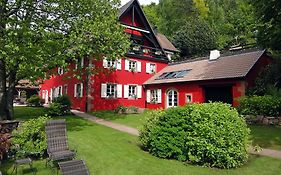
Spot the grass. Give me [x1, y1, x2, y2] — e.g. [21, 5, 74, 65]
[91, 110, 146, 128]
[1, 107, 281, 175]
[13, 106, 47, 120]
[250, 125, 281, 150]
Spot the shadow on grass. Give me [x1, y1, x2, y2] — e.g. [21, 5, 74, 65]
[14, 106, 48, 120]
[249, 124, 281, 150]
[63, 115, 95, 132]
[90, 110, 129, 121]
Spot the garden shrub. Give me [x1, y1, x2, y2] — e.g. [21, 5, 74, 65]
[27, 95, 43, 107]
[238, 95, 281, 117]
[48, 95, 71, 116]
[115, 105, 127, 114]
[139, 102, 250, 169]
[11, 116, 49, 158]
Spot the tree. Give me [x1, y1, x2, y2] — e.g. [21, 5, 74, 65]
[0, 0, 130, 120]
[142, 3, 160, 28]
[251, 0, 281, 51]
[172, 19, 217, 58]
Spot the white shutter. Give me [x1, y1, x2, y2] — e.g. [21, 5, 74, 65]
[117, 59, 122, 70]
[50, 89, 53, 101]
[137, 61, 141, 72]
[137, 85, 142, 98]
[101, 84, 107, 98]
[146, 90, 151, 103]
[125, 60, 129, 71]
[157, 89, 162, 103]
[146, 63, 150, 73]
[103, 58, 107, 68]
[80, 83, 83, 97]
[117, 84, 122, 98]
[74, 84, 77, 97]
[124, 85, 129, 98]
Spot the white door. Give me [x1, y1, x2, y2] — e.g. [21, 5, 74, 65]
[166, 90, 178, 108]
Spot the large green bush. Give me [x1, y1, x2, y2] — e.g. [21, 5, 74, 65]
[48, 95, 71, 116]
[139, 103, 250, 169]
[12, 116, 49, 158]
[27, 95, 43, 107]
[238, 95, 281, 117]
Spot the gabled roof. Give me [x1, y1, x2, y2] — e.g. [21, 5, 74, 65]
[144, 50, 267, 85]
[119, 0, 178, 60]
[156, 33, 179, 52]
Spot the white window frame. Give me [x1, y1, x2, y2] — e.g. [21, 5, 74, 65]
[129, 60, 137, 71]
[128, 85, 137, 99]
[106, 84, 117, 98]
[150, 89, 158, 103]
[74, 83, 83, 98]
[58, 67, 64, 75]
[166, 89, 178, 108]
[185, 93, 193, 104]
[146, 63, 156, 74]
[58, 86, 63, 96]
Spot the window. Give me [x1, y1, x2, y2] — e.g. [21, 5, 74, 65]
[129, 60, 137, 71]
[103, 57, 121, 70]
[150, 90, 158, 103]
[107, 59, 116, 68]
[146, 89, 161, 103]
[146, 63, 156, 74]
[128, 85, 137, 98]
[75, 58, 84, 69]
[58, 67, 64, 75]
[74, 83, 83, 98]
[186, 94, 192, 103]
[167, 90, 178, 108]
[64, 85, 68, 95]
[156, 70, 190, 80]
[106, 84, 117, 98]
[58, 86, 63, 96]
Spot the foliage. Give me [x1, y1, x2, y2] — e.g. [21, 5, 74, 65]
[0, 0, 130, 120]
[48, 103, 68, 117]
[251, 0, 281, 51]
[27, 95, 43, 107]
[115, 105, 127, 114]
[52, 95, 71, 114]
[0, 133, 11, 160]
[11, 116, 49, 158]
[173, 19, 217, 57]
[142, 3, 160, 28]
[238, 96, 281, 117]
[139, 103, 249, 169]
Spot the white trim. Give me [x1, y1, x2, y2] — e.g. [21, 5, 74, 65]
[74, 84, 77, 97]
[137, 61, 141, 72]
[124, 85, 129, 98]
[185, 93, 193, 103]
[117, 84, 122, 98]
[121, 24, 150, 33]
[101, 84, 107, 98]
[157, 89, 162, 103]
[146, 90, 151, 103]
[137, 85, 142, 98]
[117, 59, 122, 70]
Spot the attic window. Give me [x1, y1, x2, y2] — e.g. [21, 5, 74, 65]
[155, 70, 190, 80]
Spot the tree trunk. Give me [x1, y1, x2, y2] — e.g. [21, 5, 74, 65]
[0, 59, 7, 120]
[86, 58, 94, 112]
[6, 70, 17, 120]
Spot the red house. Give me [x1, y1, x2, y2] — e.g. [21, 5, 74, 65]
[40, 0, 177, 111]
[39, 0, 271, 112]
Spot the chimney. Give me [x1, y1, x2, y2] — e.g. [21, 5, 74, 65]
[209, 50, 220, 61]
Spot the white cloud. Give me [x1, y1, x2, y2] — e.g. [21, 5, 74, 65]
[121, 0, 159, 5]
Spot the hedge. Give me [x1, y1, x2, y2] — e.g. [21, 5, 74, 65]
[139, 103, 249, 169]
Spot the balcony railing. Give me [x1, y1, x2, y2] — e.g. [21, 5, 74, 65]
[127, 44, 167, 60]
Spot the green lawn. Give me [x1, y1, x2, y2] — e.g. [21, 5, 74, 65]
[91, 110, 146, 128]
[1, 107, 281, 175]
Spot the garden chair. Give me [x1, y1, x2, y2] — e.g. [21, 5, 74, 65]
[45, 120, 75, 167]
[58, 160, 90, 175]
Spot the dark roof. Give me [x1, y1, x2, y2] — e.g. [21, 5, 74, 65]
[119, 0, 135, 18]
[144, 50, 266, 85]
[156, 33, 179, 52]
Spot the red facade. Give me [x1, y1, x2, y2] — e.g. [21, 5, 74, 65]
[39, 0, 271, 112]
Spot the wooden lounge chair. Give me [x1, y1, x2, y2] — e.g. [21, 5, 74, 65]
[58, 160, 90, 175]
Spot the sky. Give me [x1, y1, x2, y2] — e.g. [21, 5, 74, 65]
[121, 0, 159, 5]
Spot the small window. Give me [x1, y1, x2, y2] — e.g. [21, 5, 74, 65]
[58, 67, 64, 75]
[75, 83, 83, 98]
[128, 85, 137, 98]
[58, 86, 63, 96]
[107, 59, 116, 68]
[129, 60, 137, 71]
[150, 90, 158, 103]
[64, 85, 68, 95]
[186, 94, 192, 103]
[156, 70, 190, 80]
[150, 64, 156, 73]
[106, 84, 117, 98]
